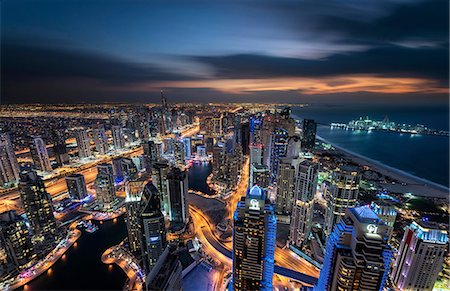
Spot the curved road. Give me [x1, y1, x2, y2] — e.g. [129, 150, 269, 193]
[191, 207, 318, 286]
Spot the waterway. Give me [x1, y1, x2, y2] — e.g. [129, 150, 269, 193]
[291, 104, 449, 187]
[23, 161, 213, 290]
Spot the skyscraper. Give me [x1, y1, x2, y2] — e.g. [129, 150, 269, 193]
[142, 140, 162, 170]
[75, 127, 92, 159]
[95, 171, 118, 211]
[324, 166, 361, 236]
[301, 119, 317, 150]
[18, 170, 58, 244]
[146, 245, 182, 291]
[370, 201, 397, 241]
[0, 132, 20, 186]
[111, 125, 125, 150]
[173, 139, 185, 167]
[391, 220, 448, 291]
[182, 137, 191, 161]
[166, 167, 189, 227]
[65, 174, 88, 200]
[93, 125, 109, 155]
[269, 128, 289, 181]
[0, 210, 36, 270]
[29, 136, 52, 172]
[140, 183, 167, 273]
[289, 159, 318, 247]
[125, 176, 148, 254]
[249, 164, 269, 189]
[97, 162, 114, 175]
[51, 129, 69, 167]
[151, 160, 170, 214]
[315, 206, 392, 291]
[275, 158, 297, 214]
[121, 158, 138, 181]
[249, 143, 263, 167]
[232, 185, 276, 290]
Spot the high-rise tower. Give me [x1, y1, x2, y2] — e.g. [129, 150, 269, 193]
[316, 205, 392, 291]
[232, 185, 276, 290]
[0, 132, 20, 186]
[29, 136, 52, 172]
[18, 170, 58, 245]
[391, 220, 448, 291]
[289, 159, 318, 247]
[324, 166, 361, 236]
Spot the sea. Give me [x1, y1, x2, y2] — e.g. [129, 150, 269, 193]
[291, 104, 449, 188]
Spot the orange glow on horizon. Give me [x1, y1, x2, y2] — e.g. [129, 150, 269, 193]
[138, 75, 448, 95]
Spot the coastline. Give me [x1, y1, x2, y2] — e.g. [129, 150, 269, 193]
[317, 136, 449, 199]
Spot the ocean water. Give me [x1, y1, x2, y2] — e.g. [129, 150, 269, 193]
[291, 104, 449, 187]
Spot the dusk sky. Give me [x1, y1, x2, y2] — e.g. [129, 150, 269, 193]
[1, 0, 448, 104]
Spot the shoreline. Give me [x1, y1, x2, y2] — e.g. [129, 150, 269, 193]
[317, 136, 449, 199]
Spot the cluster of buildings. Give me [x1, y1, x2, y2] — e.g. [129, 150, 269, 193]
[226, 108, 448, 291]
[0, 170, 66, 276]
[0, 103, 448, 291]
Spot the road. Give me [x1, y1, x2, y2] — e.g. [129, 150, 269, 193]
[190, 206, 318, 286]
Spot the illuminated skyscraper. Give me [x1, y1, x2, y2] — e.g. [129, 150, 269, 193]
[370, 201, 397, 241]
[289, 159, 318, 247]
[111, 125, 125, 150]
[166, 167, 189, 227]
[97, 162, 114, 175]
[182, 137, 192, 160]
[249, 143, 263, 167]
[275, 158, 297, 214]
[324, 166, 361, 236]
[316, 206, 392, 291]
[29, 136, 52, 172]
[65, 174, 88, 200]
[249, 164, 269, 189]
[269, 128, 289, 181]
[140, 183, 167, 273]
[0, 210, 36, 270]
[173, 139, 185, 167]
[95, 171, 118, 211]
[232, 185, 276, 290]
[142, 140, 162, 170]
[75, 127, 92, 159]
[301, 119, 317, 150]
[121, 158, 138, 181]
[93, 125, 109, 155]
[0, 132, 19, 186]
[151, 160, 170, 214]
[125, 176, 148, 254]
[18, 170, 58, 244]
[391, 220, 448, 291]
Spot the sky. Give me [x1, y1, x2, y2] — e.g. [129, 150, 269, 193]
[1, 0, 448, 104]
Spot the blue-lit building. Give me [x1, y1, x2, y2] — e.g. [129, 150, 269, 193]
[315, 205, 392, 291]
[269, 128, 289, 181]
[232, 185, 276, 291]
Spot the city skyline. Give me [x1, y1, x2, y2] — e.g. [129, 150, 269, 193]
[0, 1, 448, 290]
[1, 0, 448, 104]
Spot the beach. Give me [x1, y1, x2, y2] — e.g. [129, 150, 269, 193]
[318, 136, 449, 200]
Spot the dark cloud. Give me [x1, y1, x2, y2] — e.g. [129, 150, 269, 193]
[1, 41, 199, 103]
[194, 44, 448, 84]
[1, 42, 193, 84]
[317, 0, 448, 44]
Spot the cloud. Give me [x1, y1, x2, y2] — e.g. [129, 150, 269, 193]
[193, 44, 448, 84]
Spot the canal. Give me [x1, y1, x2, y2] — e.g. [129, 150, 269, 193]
[23, 161, 212, 290]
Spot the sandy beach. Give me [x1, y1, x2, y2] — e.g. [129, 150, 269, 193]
[317, 136, 449, 200]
